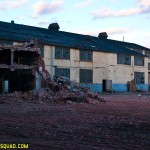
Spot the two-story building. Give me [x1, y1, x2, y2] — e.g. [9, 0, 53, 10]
[0, 21, 149, 92]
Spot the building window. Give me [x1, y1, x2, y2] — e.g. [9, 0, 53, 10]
[117, 54, 131, 65]
[145, 50, 150, 58]
[55, 46, 70, 60]
[134, 56, 144, 66]
[148, 63, 150, 70]
[55, 68, 70, 78]
[80, 69, 93, 83]
[0, 39, 13, 45]
[135, 49, 143, 54]
[134, 72, 145, 84]
[80, 50, 93, 62]
[39, 44, 44, 57]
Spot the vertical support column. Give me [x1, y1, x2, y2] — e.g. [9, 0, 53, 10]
[11, 49, 14, 66]
[4, 80, 9, 94]
[51, 47, 54, 78]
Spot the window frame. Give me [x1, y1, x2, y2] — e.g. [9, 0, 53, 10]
[148, 63, 150, 70]
[80, 50, 93, 62]
[79, 69, 93, 83]
[55, 67, 70, 79]
[55, 46, 70, 60]
[134, 56, 144, 66]
[134, 72, 145, 84]
[117, 53, 131, 65]
[145, 50, 150, 58]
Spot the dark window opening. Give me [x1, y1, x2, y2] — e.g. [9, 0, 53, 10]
[80, 69, 93, 83]
[80, 50, 93, 62]
[117, 54, 131, 65]
[55, 68, 70, 78]
[0, 49, 11, 65]
[134, 56, 144, 66]
[148, 63, 150, 70]
[0, 69, 34, 94]
[55, 46, 70, 60]
[14, 51, 38, 66]
[135, 72, 145, 84]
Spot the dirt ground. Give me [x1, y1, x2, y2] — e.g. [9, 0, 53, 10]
[0, 93, 150, 150]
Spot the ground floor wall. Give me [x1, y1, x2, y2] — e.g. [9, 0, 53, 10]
[80, 83, 148, 92]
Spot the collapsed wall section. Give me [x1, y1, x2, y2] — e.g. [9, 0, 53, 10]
[0, 40, 41, 94]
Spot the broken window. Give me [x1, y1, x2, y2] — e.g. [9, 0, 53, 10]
[80, 69, 93, 83]
[134, 72, 145, 84]
[117, 54, 131, 65]
[55, 68, 70, 78]
[134, 56, 144, 66]
[55, 46, 70, 60]
[80, 50, 93, 62]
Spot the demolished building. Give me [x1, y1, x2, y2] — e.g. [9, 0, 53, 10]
[0, 21, 150, 92]
[0, 40, 42, 94]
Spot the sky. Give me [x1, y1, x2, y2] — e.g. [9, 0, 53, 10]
[0, 0, 150, 48]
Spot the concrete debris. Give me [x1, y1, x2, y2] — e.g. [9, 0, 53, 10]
[0, 81, 105, 104]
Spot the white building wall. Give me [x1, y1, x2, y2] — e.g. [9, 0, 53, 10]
[42, 45, 148, 86]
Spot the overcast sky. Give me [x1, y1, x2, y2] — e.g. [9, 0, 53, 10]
[0, 0, 150, 48]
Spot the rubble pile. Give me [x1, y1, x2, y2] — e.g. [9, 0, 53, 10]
[0, 76, 105, 104]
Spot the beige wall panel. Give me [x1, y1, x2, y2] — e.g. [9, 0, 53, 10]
[93, 52, 107, 67]
[115, 65, 133, 84]
[71, 68, 79, 82]
[93, 68, 107, 84]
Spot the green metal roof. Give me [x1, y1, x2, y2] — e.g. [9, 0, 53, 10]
[0, 21, 149, 57]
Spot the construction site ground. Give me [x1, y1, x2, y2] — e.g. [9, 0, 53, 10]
[0, 92, 150, 150]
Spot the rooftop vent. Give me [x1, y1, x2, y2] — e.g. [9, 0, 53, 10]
[98, 32, 108, 39]
[11, 20, 14, 24]
[48, 23, 60, 31]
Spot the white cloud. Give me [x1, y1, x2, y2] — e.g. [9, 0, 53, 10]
[74, 0, 94, 8]
[33, 0, 64, 17]
[137, 0, 150, 7]
[92, 7, 142, 19]
[0, 0, 27, 10]
[91, 0, 150, 19]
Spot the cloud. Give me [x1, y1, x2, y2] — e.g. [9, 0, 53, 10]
[0, 6, 5, 11]
[74, 0, 94, 8]
[0, 0, 27, 10]
[137, 0, 150, 7]
[92, 0, 150, 19]
[75, 28, 131, 37]
[33, 0, 64, 17]
[92, 7, 142, 19]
